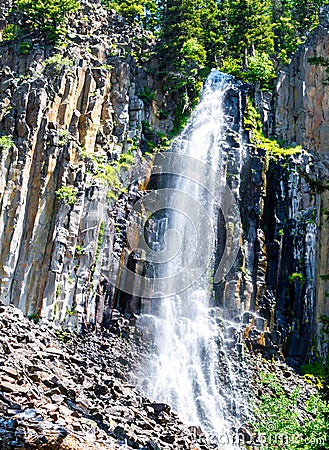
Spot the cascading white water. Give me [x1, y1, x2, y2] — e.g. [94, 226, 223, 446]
[138, 71, 246, 448]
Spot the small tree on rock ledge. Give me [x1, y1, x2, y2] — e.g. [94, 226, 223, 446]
[15, 0, 80, 40]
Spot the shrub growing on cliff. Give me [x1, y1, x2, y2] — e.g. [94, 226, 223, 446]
[0, 135, 14, 156]
[56, 186, 77, 206]
[301, 315, 329, 449]
[1, 24, 22, 41]
[244, 99, 302, 158]
[220, 52, 276, 89]
[289, 272, 306, 283]
[43, 54, 74, 73]
[15, 0, 80, 40]
[137, 87, 156, 105]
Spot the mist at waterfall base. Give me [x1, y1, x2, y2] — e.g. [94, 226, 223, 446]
[136, 71, 249, 448]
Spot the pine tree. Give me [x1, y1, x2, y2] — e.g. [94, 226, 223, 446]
[226, 0, 274, 66]
[159, 0, 206, 76]
[199, 0, 226, 65]
[270, 0, 299, 64]
[271, 0, 329, 64]
[290, 0, 322, 34]
[109, 0, 158, 30]
[15, 0, 80, 39]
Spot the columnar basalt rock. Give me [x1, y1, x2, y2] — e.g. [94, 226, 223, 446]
[275, 19, 329, 153]
[0, 1, 173, 330]
[275, 7, 329, 358]
[0, 0, 328, 369]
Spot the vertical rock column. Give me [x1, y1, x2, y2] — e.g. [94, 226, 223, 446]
[0, 32, 158, 329]
[275, 12, 329, 357]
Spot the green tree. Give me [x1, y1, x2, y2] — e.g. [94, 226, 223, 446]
[105, 0, 158, 30]
[272, 0, 309, 64]
[245, 51, 276, 88]
[271, 0, 329, 64]
[225, 0, 274, 66]
[199, 0, 226, 65]
[155, 0, 209, 135]
[15, 0, 80, 40]
[159, 0, 205, 72]
[101, 0, 329, 82]
[217, 0, 275, 86]
[290, 0, 323, 33]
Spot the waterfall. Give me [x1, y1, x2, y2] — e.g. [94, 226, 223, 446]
[128, 71, 248, 448]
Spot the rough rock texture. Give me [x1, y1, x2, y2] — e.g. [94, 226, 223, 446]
[0, 302, 319, 450]
[0, 0, 324, 365]
[0, 0, 327, 374]
[0, 2, 328, 449]
[213, 84, 271, 322]
[259, 153, 319, 364]
[0, 0, 175, 330]
[0, 302, 220, 450]
[275, 7, 329, 358]
[275, 12, 329, 153]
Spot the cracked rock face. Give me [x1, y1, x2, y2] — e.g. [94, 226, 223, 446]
[274, 11, 329, 355]
[0, 1, 174, 329]
[275, 24, 329, 154]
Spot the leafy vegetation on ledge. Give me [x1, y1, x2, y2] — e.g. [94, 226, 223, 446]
[244, 98, 303, 158]
[0, 135, 14, 156]
[82, 149, 135, 202]
[56, 186, 77, 206]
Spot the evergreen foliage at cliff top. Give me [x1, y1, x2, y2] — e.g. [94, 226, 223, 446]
[14, 0, 80, 40]
[6, 0, 329, 88]
[6, 0, 329, 97]
[6, 0, 329, 134]
[104, 0, 329, 89]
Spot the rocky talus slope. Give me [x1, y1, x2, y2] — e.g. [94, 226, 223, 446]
[0, 302, 220, 450]
[0, 303, 318, 450]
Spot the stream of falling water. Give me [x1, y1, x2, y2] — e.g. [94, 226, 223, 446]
[138, 71, 246, 448]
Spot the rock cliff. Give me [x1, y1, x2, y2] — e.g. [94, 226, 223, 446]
[0, 0, 328, 365]
[0, 1, 175, 330]
[0, 1, 329, 448]
[274, 7, 329, 358]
